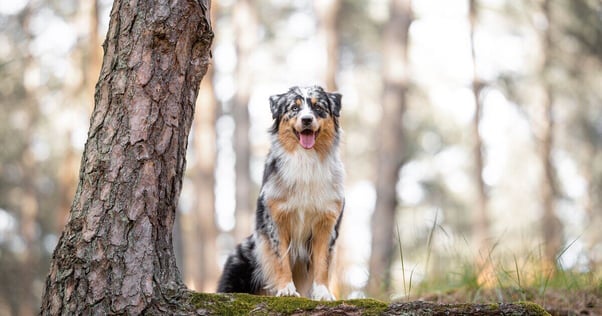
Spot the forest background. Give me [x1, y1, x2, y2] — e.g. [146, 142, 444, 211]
[0, 0, 600, 315]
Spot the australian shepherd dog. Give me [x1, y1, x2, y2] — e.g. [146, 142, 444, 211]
[217, 86, 345, 301]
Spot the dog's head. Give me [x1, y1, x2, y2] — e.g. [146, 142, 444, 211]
[269, 86, 342, 151]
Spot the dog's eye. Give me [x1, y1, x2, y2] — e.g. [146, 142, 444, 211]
[291, 105, 300, 112]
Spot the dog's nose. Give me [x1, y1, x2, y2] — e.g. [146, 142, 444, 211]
[301, 116, 313, 126]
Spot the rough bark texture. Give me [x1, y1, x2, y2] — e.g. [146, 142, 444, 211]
[190, 293, 550, 316]
[40, 0, 213, 314]
[368, 0, 412, 297]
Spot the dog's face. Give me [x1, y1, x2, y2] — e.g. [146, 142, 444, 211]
[269, 86, 342, 153]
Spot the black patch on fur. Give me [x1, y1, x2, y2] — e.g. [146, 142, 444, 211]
[255, 194, 280, 256]
[329, 199, 345, 251]
[262, 156, 279, 185]
[217, 236, 262, 294]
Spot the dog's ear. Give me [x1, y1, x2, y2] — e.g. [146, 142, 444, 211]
[327, 92, 342, 117]
[269, 94, 283, 120]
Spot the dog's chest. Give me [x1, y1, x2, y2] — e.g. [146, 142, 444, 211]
[273, 150, 342, 213]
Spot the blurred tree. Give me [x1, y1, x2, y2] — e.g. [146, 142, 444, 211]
[232, 0, 258, 241]
[536, 0, 563, 273]
[555, 0, 602, 271]
[315, 0, 341, 91]
[185, 3, 219, 290]
[16, 5, 42, 315]
[468, 0, 493, 284]
[368, 0, 412, 297]
[40, 0, 213, 313]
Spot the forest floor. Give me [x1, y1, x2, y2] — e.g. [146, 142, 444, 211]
[413, 287, 601, 316]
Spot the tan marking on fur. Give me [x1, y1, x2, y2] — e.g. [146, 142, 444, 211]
[311, 97, 317, 105]
[278, 118, 298, 153]
[295, 98, 302, 106]
[265, 200, 296, 290]
[309, 208, 340, 286]
[265, 198, 343, 296]
[314, 117, 337, 160]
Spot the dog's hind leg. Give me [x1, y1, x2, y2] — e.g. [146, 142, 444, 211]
[217, 236, 260, 294]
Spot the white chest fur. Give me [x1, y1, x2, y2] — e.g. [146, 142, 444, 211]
[269, 148, 344, 214]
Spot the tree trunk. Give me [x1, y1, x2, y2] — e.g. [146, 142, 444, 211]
[468, 0, 493, 285]
[537, 0, 563, 273]
[232, 0, 258, 241]
[193, 48, 219, 292]
[19, 5, 41, 315]
[315, 0, 341, 91]
[368, 0, 412, 298]
[40, 0, 213, 314]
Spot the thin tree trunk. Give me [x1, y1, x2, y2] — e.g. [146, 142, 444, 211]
[538, 0, 563, 273]
[19, 5, 40, 315]
[40, 0, 213, 314]
[233, 0, 257, 241]
[57, 0, 102, 230]
[193, 46, 218, 292]
[180, 33, 218, 293]
[468, 0, 493, 284]
[368, 0, 411, 298]
[315, 0, 341, 91]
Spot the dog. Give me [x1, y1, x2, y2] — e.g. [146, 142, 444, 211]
[217, 86, 345, 301]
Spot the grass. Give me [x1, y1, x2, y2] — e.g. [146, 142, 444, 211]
[390, 221, 601, 315]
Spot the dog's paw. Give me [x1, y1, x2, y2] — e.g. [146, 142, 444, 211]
[275, 282, 300, 297]
[311, 283, 335, 301]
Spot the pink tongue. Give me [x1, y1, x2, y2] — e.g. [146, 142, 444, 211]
[299, 132, 316, 149]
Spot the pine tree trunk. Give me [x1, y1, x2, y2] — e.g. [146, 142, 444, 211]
[40, 0, 213, 314]
[368, 0, 412, 297]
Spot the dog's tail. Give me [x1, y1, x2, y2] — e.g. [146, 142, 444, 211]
[217, 235, 261, 294]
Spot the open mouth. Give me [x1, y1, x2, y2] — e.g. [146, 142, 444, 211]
[295, 129, 319, 149]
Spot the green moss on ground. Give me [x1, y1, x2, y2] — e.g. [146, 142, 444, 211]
[190, 292, 549, 315]
[190, 292, 388, 315]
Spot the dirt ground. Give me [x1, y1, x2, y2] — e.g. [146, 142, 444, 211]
[416, 288, 601, 316]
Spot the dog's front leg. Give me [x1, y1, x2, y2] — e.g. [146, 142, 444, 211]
[309, 210, 340, 301]
[263, 206, 299, 297]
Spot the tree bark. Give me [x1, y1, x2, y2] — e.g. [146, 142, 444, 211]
[368, 0, 412, 298]
[40, 0, 213, 314]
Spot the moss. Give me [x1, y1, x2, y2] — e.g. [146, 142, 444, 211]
[189, 293, 549, 315]
[518, 301, 551, 316]
[340, 298, 389, 315]
[189, 292, 388, 315]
